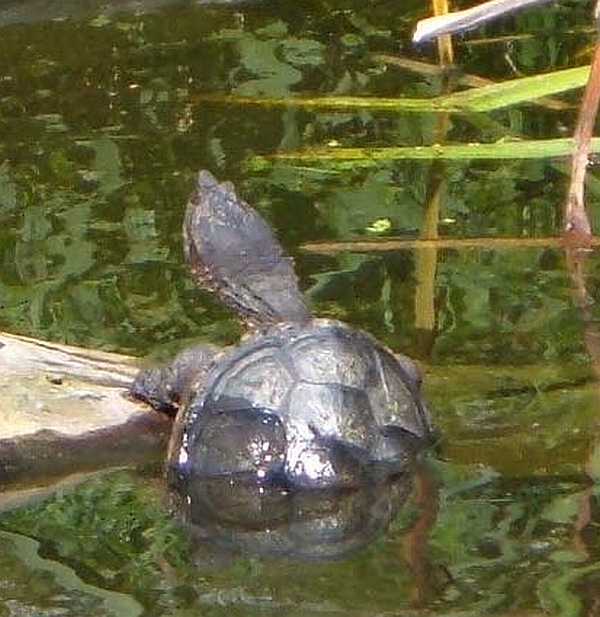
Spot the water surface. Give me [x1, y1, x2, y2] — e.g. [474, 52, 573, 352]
[1, 0, 600, 615]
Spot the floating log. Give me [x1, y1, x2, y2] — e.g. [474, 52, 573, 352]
[0, 332, 171, 493]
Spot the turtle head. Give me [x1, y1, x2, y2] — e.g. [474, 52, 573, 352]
[183, 171, 311, 328]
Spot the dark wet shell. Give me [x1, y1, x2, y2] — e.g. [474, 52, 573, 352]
[168, 319, 430, 491]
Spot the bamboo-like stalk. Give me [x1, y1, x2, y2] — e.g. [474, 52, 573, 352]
[412, 0, 453, 347]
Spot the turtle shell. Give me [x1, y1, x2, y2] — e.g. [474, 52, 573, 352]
[168, 319, 430, 493]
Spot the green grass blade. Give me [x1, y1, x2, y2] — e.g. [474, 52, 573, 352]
[195, 92, 446, 112]
[197, 66, 588, 114]
[249, 137, 600, 169]
[447, 65, 589, 112]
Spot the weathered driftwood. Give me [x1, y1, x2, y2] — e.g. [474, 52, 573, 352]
[0, 331, 171, 492]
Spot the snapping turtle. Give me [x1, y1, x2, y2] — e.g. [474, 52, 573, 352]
[131, 171, 432, 557]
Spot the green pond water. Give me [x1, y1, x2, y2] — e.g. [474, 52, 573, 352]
[1, 0, 600, 614]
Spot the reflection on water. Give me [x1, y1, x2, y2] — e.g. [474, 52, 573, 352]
[2, 465, 600, 616]
[0, 0, 600, 614]
[176, 467, 415, 560]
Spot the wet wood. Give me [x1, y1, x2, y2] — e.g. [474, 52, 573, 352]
[0, 332, 171, 488]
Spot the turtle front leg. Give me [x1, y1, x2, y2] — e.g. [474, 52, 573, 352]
[130, 344, 218, 415]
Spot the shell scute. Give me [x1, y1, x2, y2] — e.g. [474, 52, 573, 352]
[210, 343, 295, 412]
[290, 327, 375, 388]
